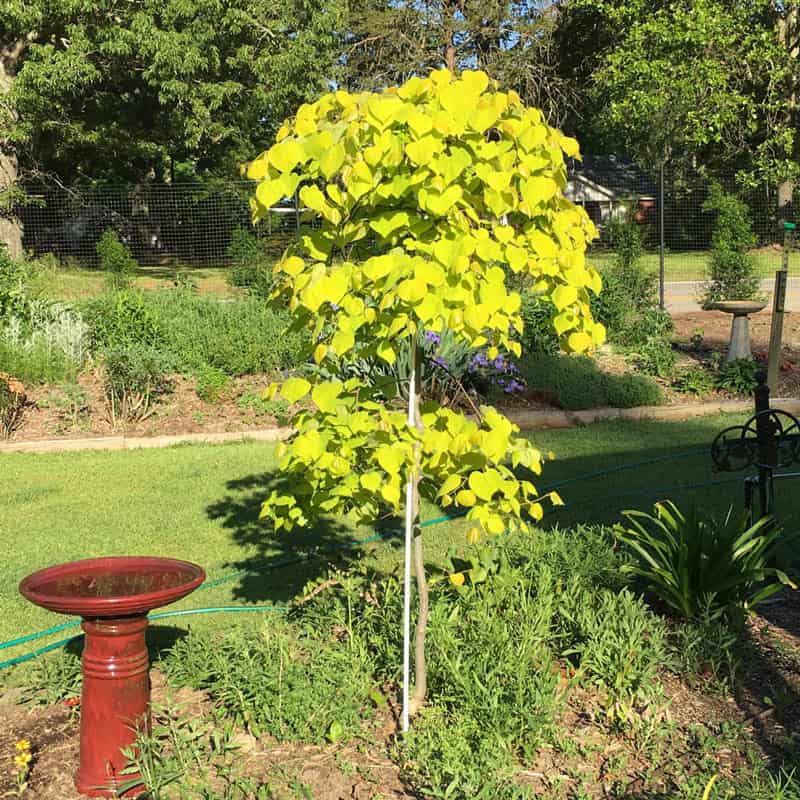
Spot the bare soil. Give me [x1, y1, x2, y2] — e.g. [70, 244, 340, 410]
[5, 371, 282, 443]
[672, 310, 800, 398]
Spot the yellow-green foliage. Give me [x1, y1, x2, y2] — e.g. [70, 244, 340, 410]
[250, 69, 599, 537]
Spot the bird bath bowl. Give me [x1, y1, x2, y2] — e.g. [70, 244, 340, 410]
[712, 300, 767, 361]
[20, 557, 205, 797]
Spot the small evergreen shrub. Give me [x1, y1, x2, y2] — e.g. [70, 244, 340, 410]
[702, 185, 761, 305]
[520, 353, 662, 409]
[518, 291, 559, 355]
[96, 229, 138, 290]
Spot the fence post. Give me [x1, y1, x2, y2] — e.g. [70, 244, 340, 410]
[767, 221, 794, 393]
[659, 161, 666, 310]
[754, 374, 775, 518]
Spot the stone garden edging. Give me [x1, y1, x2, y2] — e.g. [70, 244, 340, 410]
[2, 398, 798, 454]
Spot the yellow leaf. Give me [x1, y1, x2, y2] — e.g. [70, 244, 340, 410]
[449, 572, 465, 587]
[397, 277, 427, 304]
[311, 382, 342, 413]
[549, 491, 564, 507]
[246, 156, 269, 180]
[559, 135, 581, 159]
[281, 377, 311, 403]
[567, 331, 593, 352]
[456, 489, 477, 507]
[331, 330, 355, 355]
[551, 285, 578, 311]
[407, 109, 433, 137]
[376, 340, 396, 364]
[529, 231, 558, 259]
[377, 445, 404, 475]
[320, 144, 346, 179]
[405, 136, 441, 166]
[381, 482, 401, 507]
[439, 474, 462, 496]
[269, 140, 305, 173]
[466, 527, 482, 544]
[419, 185, 462, 215]
[360, 472, 382, 493]
[553, 311, 578, 336]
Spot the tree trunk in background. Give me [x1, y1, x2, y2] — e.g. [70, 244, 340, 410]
[778, 6, 799, 219]
[0, 41, 24, 258]
[444, 0, 459, 71]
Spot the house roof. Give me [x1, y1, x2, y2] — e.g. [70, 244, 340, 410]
[567, 155, 657, 200]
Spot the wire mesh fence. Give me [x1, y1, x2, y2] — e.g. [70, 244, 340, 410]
[8, 162, 798, 283]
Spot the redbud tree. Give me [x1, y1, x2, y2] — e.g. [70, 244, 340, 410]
[248, 68, 603, 714]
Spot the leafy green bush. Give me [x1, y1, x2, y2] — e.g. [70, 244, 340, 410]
[237, 391, 290, 420]
[103, 344, 170, 423]
[194, 364, 230, 403]
[674, 367, 716, 396]
[82, 290, 165, 352]
[83, 290, 305, 376]
[519, 353, 662, 409]
[144, 290, 304, 375]
[96, 229, 138, 290]
[702, 185, 761, 305]
[0, 246, 32, 320]
[621, 308, 674, 347]
[615, 501, 796, 619]
[162, 621, 374, 744]
[226, 227, 274, 299]
[716, 358, 760, 396]
[631, 337, 677, 378]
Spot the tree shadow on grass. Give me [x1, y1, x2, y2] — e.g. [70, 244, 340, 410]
[205, 471, 402, 605]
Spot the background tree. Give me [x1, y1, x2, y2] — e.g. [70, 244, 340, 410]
[343, 1, 578, 126]
[0, 0, 344, 191]
[249, 69, 604, 721]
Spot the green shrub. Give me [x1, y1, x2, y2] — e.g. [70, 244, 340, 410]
[518, 291, 559, 355]
[96, 229, 138, 290]
[237, 391, 290, 420]
[0, 246, 32, 319]
[226, 227, 274, 299]
[702, 184, 761, 305]
[716, 358, 760, 396]
[143, 290, 304, 375]
[631, 337, 677, 378]
[519, 353, 662, 409]
[194, 364, 230, 403]
[621, 308, 674, 347]
[162, 621, 375, 744]
[103, 344, 170, 423]
[608, 214, 645, 271]
[590, 268, 635, 337]
[81, 290, 165, 352]
[615, 501, 796, 619]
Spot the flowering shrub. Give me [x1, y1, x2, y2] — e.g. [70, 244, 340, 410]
[0, 372, 26, 438]
[12, 739, 32, 796]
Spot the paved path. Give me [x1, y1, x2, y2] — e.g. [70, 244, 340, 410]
[665, 278, 800, 313]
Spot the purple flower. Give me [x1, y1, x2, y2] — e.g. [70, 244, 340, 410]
[432, 356, 448, 369]
[424, 331, 441, 346]
[503, 379, 526, 394]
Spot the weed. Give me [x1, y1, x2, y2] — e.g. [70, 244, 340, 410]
[161, 621, 375, 744]
[674, 367, 716, 396]
[195, 364, 231, 404]
[17, 649, 82, 705]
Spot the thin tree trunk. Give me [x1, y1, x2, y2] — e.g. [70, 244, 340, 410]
[0, 41, 25, 258]
[408, 340, 429, 715]
[444, 0, 459, 71]
[778, 6, 799, 218]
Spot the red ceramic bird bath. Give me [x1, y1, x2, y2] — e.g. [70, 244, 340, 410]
[19, 557, 205, 797]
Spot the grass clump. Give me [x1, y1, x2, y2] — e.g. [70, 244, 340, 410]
[519, 353, 662, 409]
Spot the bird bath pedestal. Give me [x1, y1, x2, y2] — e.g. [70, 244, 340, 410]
[19, 557, 205, 797]
[713, 301, 767, 362]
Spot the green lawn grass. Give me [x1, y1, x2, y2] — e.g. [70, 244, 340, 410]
[29, 262, 235, 301]
[590, 249, 796, 281]
[3, 411, 783, 660]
